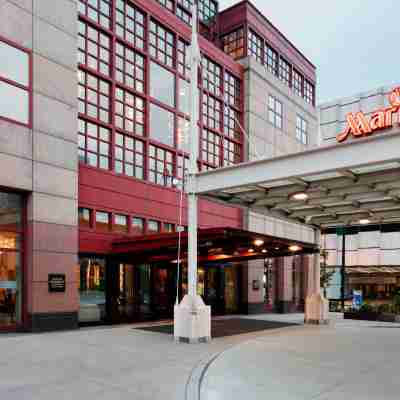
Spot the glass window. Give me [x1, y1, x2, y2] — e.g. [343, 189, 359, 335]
[223, 106, 240, 142]
[265, 44, 278, 76]
[148, 145, 174, 187]
[115, 87, 145, 136]
[198, 0, 218, 23]
[95, 211, 110, 232]
[148, 220, 160, 233]
[78, 0, 111, 29]
[202, 57, 222, 97]
[304, 79, 315, 105]
[177, 117, 190, 153]
[268, 95, 283, 129]
[132, 217, 144, 235]
[202, 94, 221, 130]
[78, 21, 111, 76]
[150, 62, 175, 107]
[78, 257, 106, 323]
[224, 71, 241, 109]
[177, 39, 190, 77]
[293, 69, 303, 97]
[223, 139, 241, 166]
[163, 223, 174, 233]
[247, 29, 263, 64]
[114, 133, 144, 179]
[202, 129, 221, 167]
[177, 154, 189, 186]
[222, 28, 245, 60]
[0, 82, 29, 125]
[78, 119, 111, 169]
[0, 40, 29, 86]
[0, 193, 23, 232]
[149, 20, 175, 68]
[279, 57, 291, 87]
[114, 214, 128, 233]
[78, 208, 91, 228]
[150, 103, 174, 147]
[115, 42, 145, 93]
[296, 115, 308, 145]
[115, 0, 145, 50]
[78, 70, 110, 123]
[178, 78, 190, 115]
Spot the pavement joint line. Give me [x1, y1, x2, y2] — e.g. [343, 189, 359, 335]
[185, 323, 305, 400]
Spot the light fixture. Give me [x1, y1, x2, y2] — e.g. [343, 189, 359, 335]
[248, 249, 255, 253]
[290, 192, 309, 201]
[359, 218, 371, 225]
[275, 247, 279, 250]
[254, 239, 264, 246]
[289, 245, 302, 252]
[262, 249, 267, 254]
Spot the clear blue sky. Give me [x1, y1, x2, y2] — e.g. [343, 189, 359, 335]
[219, 0, 400, 104]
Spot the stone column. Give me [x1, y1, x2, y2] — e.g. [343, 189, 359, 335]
[275, 257, 293, 313]
[304, 229, 329, 324]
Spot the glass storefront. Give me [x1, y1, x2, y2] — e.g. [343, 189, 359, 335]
[0, 192, 24, 329]
[78, 257, 106, 324]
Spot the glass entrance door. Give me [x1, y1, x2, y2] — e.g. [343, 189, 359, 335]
[0, 192, 24, 330]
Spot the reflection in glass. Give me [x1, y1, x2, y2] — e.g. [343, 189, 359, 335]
[150, 61, 175, 107]
[0, 81, 29, 124]
[0, 40, 29, 86]
[0, 251, 21, 327]
[0, 192, 23, 232]
[78, 257, 106, 323]
[149, 103, 174, 147]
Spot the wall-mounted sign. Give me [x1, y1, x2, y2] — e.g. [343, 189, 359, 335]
[337, 87, 400, 143]
[48, 274, 66, 293]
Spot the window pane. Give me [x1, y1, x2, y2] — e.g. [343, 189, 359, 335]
[148, 220, 160, 233]
[150, 61, 175, 107]
[0, 41, 29, 86]
[0, 192, 23, 231]
[0, 82, 29, 124]
[95, 211, 110, 231]
[114, 214, 128, 233]
[132, 217, 144, 235]
[150, 103, 174, 146]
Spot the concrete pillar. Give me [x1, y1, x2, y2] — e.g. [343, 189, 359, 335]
[305, 230, 329, 324]
[242, 260, 266, 314]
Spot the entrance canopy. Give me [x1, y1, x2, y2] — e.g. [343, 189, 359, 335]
[194, 133, 400, 229]
[112, 227, 318, 264]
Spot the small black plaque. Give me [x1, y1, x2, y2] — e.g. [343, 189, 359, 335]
[48, 274, 66, 293]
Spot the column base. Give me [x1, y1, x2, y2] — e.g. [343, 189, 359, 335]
[304, 293, 329, 325]
[174, 295, 211, 343]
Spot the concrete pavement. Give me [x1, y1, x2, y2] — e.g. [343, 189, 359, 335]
[1, 314, 399, 400]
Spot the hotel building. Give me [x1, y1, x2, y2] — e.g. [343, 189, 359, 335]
[0, 0, 319, 332]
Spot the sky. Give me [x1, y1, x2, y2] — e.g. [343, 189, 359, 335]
[219, 0, 400, 104]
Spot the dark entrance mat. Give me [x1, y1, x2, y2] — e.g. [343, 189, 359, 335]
[134, 318, 298, 338]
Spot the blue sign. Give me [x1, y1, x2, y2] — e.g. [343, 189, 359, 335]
[352, 290, 363, 310]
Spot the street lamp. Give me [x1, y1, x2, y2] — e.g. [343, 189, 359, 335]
[173, 1, 211, 344]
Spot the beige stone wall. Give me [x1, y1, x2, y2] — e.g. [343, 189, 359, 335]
[0, 0, 78, 326]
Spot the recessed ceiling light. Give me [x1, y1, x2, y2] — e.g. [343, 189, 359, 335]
[359, 218, 371, 225]
[262, 249, 267, 254]
[248, 249, 255, 253]
[289, 245, 302, 252]
[291, 192, 309, 201]
[254, 239, 264, 246]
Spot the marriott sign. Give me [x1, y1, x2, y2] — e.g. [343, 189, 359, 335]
[337, 87, 400, 143]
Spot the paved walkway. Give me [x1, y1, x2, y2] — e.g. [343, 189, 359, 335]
[1, 314, 399, 399]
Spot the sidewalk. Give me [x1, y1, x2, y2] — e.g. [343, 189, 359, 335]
[200, 315, 400, 400]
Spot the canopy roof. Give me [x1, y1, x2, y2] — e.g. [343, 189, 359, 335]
[112, 227, 318, 264]
[194, 133, 400, 229]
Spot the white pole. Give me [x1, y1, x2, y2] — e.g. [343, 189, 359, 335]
[187, 2, 200, 297]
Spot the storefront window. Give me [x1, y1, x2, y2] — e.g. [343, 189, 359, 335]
[0, 192, 23, 328]
[114, 214, 128, 233]
[78, 257, 106, 323]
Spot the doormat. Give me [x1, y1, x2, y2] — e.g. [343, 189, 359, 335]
[134, 318, 298, 338]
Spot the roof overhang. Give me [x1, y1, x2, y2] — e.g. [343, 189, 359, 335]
[112, 227, 318, 264]
[194, 133, 400, 229]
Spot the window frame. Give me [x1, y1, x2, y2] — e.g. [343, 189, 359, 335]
[268, 95, 283, 130]
[296, 115, 308, 145]
[0, 36, 32, 128]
